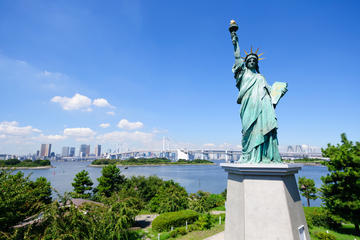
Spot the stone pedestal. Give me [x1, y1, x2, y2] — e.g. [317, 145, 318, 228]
[221, 163, 310, 240]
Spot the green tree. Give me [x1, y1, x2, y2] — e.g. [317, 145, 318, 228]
[147, 180, 188, 213]
[125, 175, 164, 202]
[0, 170, 52, 231]
[11, 193, 139, 240]
[298, 177, 318, 207]
[4, 159, 20, 165]
[95, 165, 125, 197]
[71, 170, 93, 199]
[321, 133, 360, 235]
[189, 191, 210, 213]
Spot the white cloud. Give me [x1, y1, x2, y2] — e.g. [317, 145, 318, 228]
[106, 111, 115, 116]
[0, 121, 41, 136]
[99, 123, 110, 128]
[93, 98, 114, 108]
[64, 128, 95, 138]
[51, 94, 115, 111]
[51, 93, 92, 111]
[117, 119, 144, 130]
[0, 134, 6, 139]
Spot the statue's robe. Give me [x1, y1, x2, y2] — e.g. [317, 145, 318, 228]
[233, 60, 281, 163]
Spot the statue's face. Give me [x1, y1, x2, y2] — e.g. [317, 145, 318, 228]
[246, 57, 258, 70]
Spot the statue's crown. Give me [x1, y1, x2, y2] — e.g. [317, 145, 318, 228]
[243, 47, 264, 62]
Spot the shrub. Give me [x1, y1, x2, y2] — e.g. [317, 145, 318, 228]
[304, 207, 341, 230]
[147, 180, 188, 213]
[168, 226, 187, 238]
[189, 191, 225, 213]
[0, 170, 52, 232]
[187, 224, 200, 232]
[176, 226, 187, 235]
[169, 230, 177, 238]
[196, 213, 213, 230]
[152, 210, 199, 232]
[313, 231, 336, 240]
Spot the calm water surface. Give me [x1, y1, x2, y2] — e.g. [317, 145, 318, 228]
[17, 161, 328, 207]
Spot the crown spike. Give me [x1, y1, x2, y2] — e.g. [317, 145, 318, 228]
[255, 48, 259, 54]
[258, 52, 264, 57]
[258, 58, 264, 60]
[250, 46, 253, 53]
[244, 50, 248, 55]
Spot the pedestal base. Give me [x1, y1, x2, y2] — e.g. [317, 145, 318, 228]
[221, 163, 310, 240]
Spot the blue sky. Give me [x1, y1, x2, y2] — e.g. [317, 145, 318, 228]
[0, 0, 359, 154]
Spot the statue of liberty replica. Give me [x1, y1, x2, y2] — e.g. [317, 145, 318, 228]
[222, 20, 309, 240]
[229, 20, 287, 163]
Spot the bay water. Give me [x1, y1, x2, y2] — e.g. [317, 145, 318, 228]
[16, 161, 328, 207]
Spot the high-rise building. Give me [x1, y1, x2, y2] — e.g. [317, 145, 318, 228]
[62, 147, 70, 157]
[69, 147, 75, 157]
[95, 145, 101, 157]
[79, 144, 90, 157]
[40, 144, 52, 157]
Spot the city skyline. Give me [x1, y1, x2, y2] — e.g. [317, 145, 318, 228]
[1, 1, 359, 154]
[8, 142, 322, 157]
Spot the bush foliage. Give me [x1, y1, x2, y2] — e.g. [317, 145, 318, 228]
[189, 190, 225, 213]
[147, 180, 189, 213]
[313, 231, 337, 240]
[304, 207, 342, 230]
[152, 210, 200, 232]
[0, 170, 52, 232]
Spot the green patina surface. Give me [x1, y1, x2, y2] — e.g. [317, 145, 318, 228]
[229, 21, 287, 163]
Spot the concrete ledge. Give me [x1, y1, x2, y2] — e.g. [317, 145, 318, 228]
[221, 163, 310, 240]
[221, 163, 301, 176]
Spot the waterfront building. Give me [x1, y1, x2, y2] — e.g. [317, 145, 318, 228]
[95, 144, 101, 157]
[79, 144, 90, 157]
[69, 147, 75, 157]
[40, 144, 52, 157]
[62, 147, 70, 157]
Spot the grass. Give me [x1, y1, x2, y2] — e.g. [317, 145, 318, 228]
[304, 206, 359, 239]
[309, 225, 358, 240]
[146, 223, 225, 240]
[173, 223, 224, 240]
[145, 213, 225, 240]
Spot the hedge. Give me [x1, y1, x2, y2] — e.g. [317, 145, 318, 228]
[304, 207, 342, 230]
[152, 210, 200, 232]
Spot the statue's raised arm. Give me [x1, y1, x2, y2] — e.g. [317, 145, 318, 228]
[229, 20, 242, 66]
